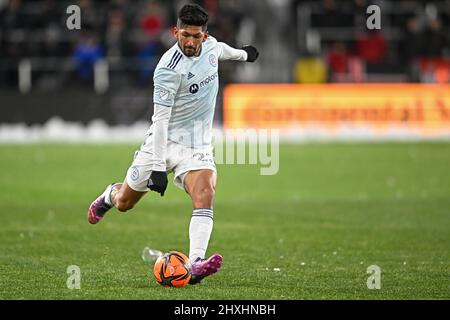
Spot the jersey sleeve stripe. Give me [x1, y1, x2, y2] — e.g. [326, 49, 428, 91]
[167, 51, 181, 69]
[167, 51, 179, 68]
[168, 51, 182, 69]
[167, 51, 177, 68]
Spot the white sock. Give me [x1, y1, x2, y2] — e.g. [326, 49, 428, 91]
[189, 208, 214, 262]
[103, 183, 117, 206]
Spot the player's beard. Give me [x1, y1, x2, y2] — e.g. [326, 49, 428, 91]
[183, 45, 198, 57]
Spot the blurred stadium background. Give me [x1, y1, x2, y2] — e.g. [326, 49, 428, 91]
[0, 0, 449, 139]
[1, 0, 449, 300]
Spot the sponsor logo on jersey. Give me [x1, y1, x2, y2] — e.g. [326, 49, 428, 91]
[189, 84, 199, 94]
[199, 71, 218, 88]
[187, 72, 195, 80]
[189, 72, 218, 94]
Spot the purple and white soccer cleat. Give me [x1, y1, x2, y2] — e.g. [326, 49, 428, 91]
[189, 253, 223, 285]
[87, 195, 112, 224]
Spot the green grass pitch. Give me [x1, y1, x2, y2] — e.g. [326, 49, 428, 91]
[0, 143, 449, 299]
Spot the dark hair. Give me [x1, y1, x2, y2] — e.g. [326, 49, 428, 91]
[177, 4, 209, 30]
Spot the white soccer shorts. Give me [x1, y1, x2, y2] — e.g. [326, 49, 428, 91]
[126, 134, 216, 192]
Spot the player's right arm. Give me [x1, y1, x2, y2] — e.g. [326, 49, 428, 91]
[148, 66, 181, 196]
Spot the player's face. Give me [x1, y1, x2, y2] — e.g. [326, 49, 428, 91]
[175, 25, 208, 57]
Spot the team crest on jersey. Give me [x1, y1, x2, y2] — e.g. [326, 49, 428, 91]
[158, 89, 170, 101]
[130, 166, 139, 181]
[209, 54, 217, 67]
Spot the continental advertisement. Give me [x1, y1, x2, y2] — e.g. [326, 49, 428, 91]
[223, 84, 450, 137]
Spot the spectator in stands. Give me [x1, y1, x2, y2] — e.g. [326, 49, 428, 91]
[40, 24, 64, 57]
[209, 1, 242, 46]
[37, 0, 66, 58]
[0, 0, 25, 30]
[294, 55, 327, 83]
[0, 0, 26, 85]
[135, 0, 165, 85]
[140, 0, 165, 38]
[108, 0, 133, 32]
[401, 15, 425, 81]
[416, 16, 450, 83]
[402, 16, 424, 61]
[326, 41, 350, 81]
[78, 0, 105, 32]
[33, 0, 60, 29]
[104, 9, 126, 63]
[136, 39, 161, 85]
[313, 0, 353, 28]
[73, 32, 104, 82]
[352, 0, 369, 28]
[109, 0, 131, 12]
[355, 30, 388, 65]
[423, 17, 448, 58]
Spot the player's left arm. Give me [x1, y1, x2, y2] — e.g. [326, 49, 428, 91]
[148, 103, 171, 196]
[149, 67, 181, 196]
[217, 42, 259, 62]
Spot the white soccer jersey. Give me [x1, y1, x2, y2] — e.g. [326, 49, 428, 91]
[150, 36, 245, 148]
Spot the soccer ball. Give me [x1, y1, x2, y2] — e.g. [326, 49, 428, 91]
[153, 251, 191, 287]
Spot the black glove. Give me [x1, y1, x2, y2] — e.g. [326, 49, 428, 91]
[242, 45, 259, 62]
[148, 171, 168, 196]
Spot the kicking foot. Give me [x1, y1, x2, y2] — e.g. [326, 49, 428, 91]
[189, 253, 223, 285]
[87, 194, 112, 224]
[88, 183, 119, 224]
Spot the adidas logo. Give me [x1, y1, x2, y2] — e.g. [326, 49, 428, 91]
[187, 72, 195, 80]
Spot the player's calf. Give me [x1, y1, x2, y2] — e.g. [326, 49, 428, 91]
[111, 181, 147, 212]
[115, 198, 136, 212]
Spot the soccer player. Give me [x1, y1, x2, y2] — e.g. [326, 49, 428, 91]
[87, 3, 259, 284]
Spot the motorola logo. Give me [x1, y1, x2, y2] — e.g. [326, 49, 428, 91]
[190, 84, 199, 94]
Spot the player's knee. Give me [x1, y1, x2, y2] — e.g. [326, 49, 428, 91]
[192, 186, 215, 208]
